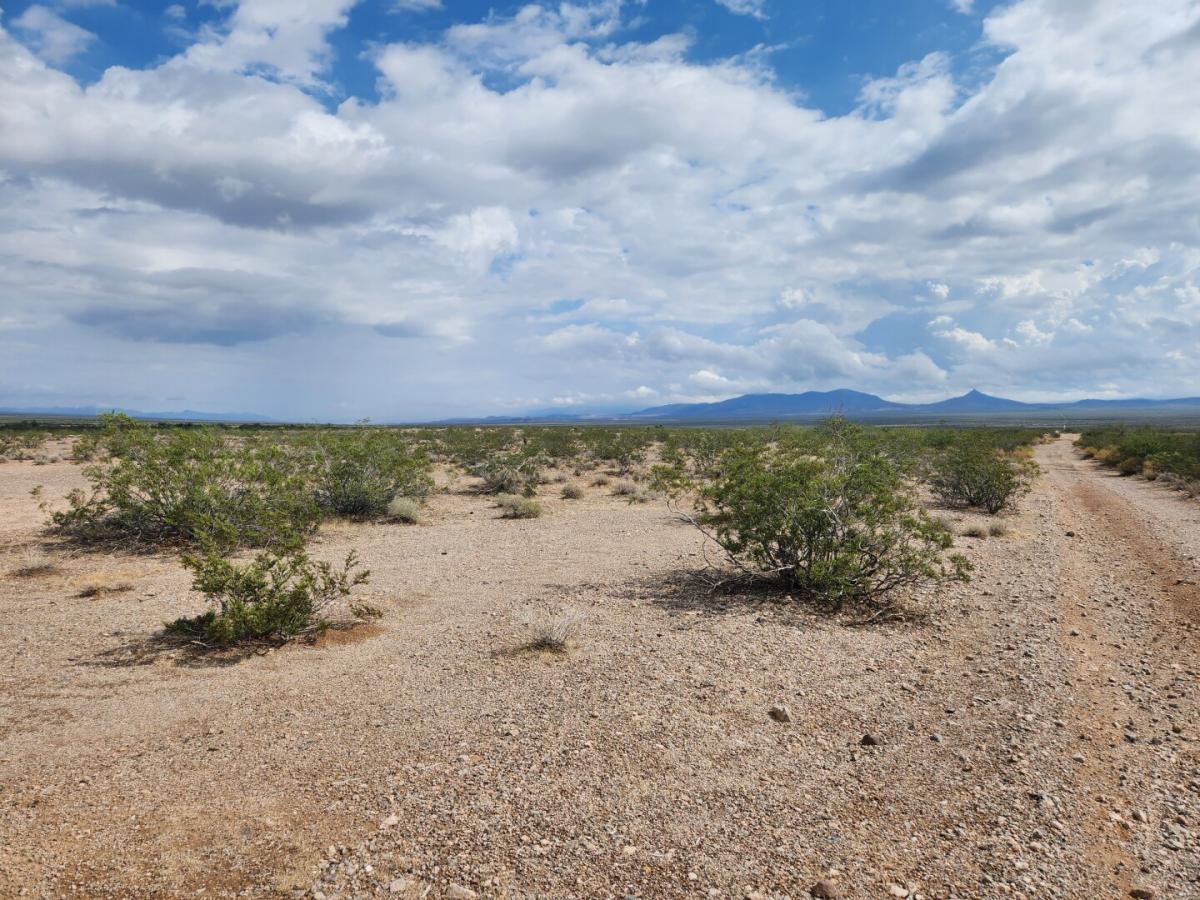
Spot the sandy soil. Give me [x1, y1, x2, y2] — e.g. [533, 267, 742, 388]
[1, 435, 1198, 899]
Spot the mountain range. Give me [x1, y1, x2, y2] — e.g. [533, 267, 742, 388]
[435, 389, 1200, 424]
[628, 389, 1200, 422]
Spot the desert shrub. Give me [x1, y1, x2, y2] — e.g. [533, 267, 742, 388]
[475, 454, 543, 495]
[590, 475, 611, 487]
[928, 443, 1034, 514]
[167, 550, 370, 645]
[47, 415, 318, 552]
[1117, 456, 1143, 475]
[385, 496, 423, 524]
[988, 522, 1008, 537]
[961, 525, 988, 539]
[309, 430, 432, 519]
[496, 495, 543, 519]
[691, 426, 970, 611]
[561, 483, 584, 500]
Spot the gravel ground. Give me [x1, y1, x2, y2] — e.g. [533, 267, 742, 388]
[1, 435, 1197, 899]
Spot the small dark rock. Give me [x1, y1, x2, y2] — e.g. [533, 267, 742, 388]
[810, 880, 842, 899]
[860, 733, 882, 747]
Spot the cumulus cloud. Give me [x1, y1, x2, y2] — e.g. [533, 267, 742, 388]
[12, 5, 95, 64]
[1, 0, 1199, 417]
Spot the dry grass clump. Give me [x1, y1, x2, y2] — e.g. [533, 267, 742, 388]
[496, 495, 543, 519]
[385, 496, 423, 524]
[561, 483, 585, 500]
[524, 609, 583, 653]
[590, 475, 611, 487]
[77, 574, 135, 598]
[988, 522, 1009, 537]
[960, 524, 989, 539]
[612, 481, 652, 503]
[9, 550, 59, 578]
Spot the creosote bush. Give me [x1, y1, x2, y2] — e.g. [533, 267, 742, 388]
[475, 454, 543, 496]
[309, 430, 431, 519]
[928, 442, 1034, 514]
[49, 415, 319, 552]
[687, 421, 970, 612]
[167, 550, 370, 645]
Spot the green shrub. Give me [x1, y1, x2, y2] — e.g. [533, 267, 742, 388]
[167, 550, 370, 645]
[475, 454, 543, 495]
[928, 443, 1033, 514]
[693, 427, 969, 611]
[496, 495, 543, 519]
[309, 430, 432, 519]
[49, 415, 318, 552]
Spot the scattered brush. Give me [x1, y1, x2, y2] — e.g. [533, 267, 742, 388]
[590, 475, 611, 487]
[561, 484, 584, 500]
[385, 496, 423, 524]
[988, 522, 1009, 537]
[960, 525, 988, 539]
[496, 495, 543, 519]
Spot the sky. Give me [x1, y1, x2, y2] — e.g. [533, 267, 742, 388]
[0, 0, 1198, 421]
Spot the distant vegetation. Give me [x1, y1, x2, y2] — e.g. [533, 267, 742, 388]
[1077, 426, 1200, 493]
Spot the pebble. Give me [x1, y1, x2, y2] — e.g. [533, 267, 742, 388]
[446, 885, 477, 900]
[769, 704, 793, 723]
[809, 880, 841, 899]
[860, 733, 882, 747]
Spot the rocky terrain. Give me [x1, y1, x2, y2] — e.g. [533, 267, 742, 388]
[1, 436, 1198, 898]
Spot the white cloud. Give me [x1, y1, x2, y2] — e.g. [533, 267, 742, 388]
[12, 5, 95, 64]
[714, 0, 768, 20]
[2, 0, 1200, 416]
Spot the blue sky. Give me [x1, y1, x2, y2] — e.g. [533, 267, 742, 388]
[1, 0, 1198, 419]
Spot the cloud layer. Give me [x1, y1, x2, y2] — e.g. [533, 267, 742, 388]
[1, 0, 1199, 419]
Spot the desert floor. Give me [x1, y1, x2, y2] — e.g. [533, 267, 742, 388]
[2, 435, 1199, 899]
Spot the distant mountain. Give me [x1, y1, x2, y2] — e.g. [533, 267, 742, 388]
[632, 389, 905, 421]
[912, 389, 1035, 413]
[0, 406, 273, 423]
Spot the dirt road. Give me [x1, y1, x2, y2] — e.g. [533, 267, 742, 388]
[1, 436, 1198, 898]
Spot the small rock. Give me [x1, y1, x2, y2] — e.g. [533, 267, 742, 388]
[447, 886, 477, 900]
[1066, 530, 1076, 537]
[860, 733, 882, 747]
[809, 880, 841, 899]
[1129, 889, 1155, 899]
[381, 814, 399, 829]
[930, 733, 942, 743]
[389, 877, 408, 894]
[769, 704, 793, 724]
[887, 885, 909, 898]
